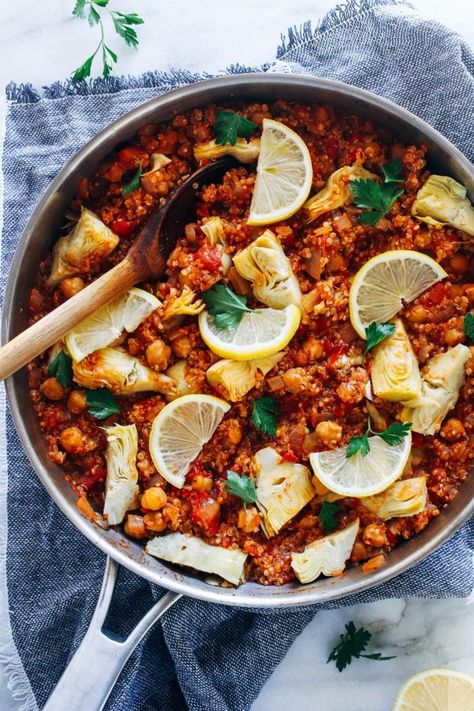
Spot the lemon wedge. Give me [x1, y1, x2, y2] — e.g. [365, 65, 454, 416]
[198, 304, 300, 361]
[149, 394, 230, 488]
[65, 287, 160, 361]
[247, 118, 313, 225]
[392, 669, 474, 711]
[309, 433, 411, 497]
[349, 250, 447, 338]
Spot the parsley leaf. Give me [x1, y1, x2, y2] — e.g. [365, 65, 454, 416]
[252, 395, 278, 436]
[378, 421, 412, 446]
[364, 321, 396, 353]
[111, 11, 144, 48]
[319, 501, 340, 533]
[48, 349, 73, 388]
[72, 0, 87, 18]
[352, 160, 405, 225]
[85, 388, 120, 419]
[122, 162, 143, 196]
[327, 621, 395, 672]
[464, 312, 474, 342]
[346, 419, 411, 458]
[202, 284, 252, 330]
[215, 109, 257, 146]
[226, 470, 258, 508]
[346, 433, 370, 458]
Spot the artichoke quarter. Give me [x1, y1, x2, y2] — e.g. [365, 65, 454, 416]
[361, 477, 427, 521]
[291, 519, 359, 583]
[371, 318, 422, 402]
[412, 174, 474, 236]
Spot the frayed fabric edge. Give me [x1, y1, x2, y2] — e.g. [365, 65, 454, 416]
[276, 0, 411, 59]
[5, 63, 270, 105]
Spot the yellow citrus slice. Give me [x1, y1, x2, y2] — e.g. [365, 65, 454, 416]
[247, 118, 313, 225]
[309, 433, 411, 497]
[149, 394, 230, 488]
[392, 669, 474, 711]
[65, 287, 160, 361]
[349, 250, 447, 338]
[198, 304, 300, 361]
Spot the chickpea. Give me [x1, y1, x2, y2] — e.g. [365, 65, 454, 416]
[315, 420, 342, 447]
[40, 377, 65, 401]
[67, 389, 87, 414]
[140, 486, 167, 511]
[464, 284, 474, 305]
[444, 327, 464, 346]
[406, 304, 429, 323]
[450, 253, 469, 273]
[60, 427, 84, 454]
[156, 180, 169, 196]
[302, 336, 324, 361]
[146, 339, 171, 371]
[170, 334, 192, 358]
[440, 417, 465, 442]
[163, 503, 180, 528]
[60, 277, 85, 298]
[143, 511, 167, 532]
[282, 368, 308, 393]
[191, 475, 213, 493]
[237, 506, 261, 533]
[124, 514, 146, 539]
[362, 523, 387, 548]
[223, 419, 243, 447]
[336, 379, 365, 404]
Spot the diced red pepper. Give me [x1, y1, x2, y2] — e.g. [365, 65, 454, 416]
[110, 219, 140, 239]
[196, 243, 222, 272]
[117, 146, 149, 168]
[324, 342, 350, 370]
[411, 432, 425, 448]
[281, 451, 298, 463]
[196, 203, 210, 218]
[421, 281, 447, 306]
[188, 490, 220, 535]
[83, 468, 106, 491]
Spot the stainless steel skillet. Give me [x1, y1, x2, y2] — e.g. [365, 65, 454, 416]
[3, 74, 473, 710]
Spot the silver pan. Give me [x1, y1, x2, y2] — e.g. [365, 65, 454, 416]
[3, 74, 474, 710]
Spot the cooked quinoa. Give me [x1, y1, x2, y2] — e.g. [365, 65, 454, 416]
[28, 100, 474, 586]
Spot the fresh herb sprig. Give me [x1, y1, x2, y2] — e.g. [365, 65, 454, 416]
[214, 110, 257, 146]
[351, 160, 405, 226]
[122, 162, 143, 196]
[48, 349, 73, 388]
[327, 621, 395, 672]
[252, 395, 279, 436]
[226, 470, 258, 508]
[364, 321, 396, 353]
[71, 0, 144, 81]
[319, 501, 340, 533]
[346, 419, 412, 459]
[464, 312, 474, 342]
[202, 284, 253, 330]
[85, 388, 120, 419]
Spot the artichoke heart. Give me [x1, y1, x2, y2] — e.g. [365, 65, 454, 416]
[361, 477, 427, 520]
[165, 359, 201, 401]
[254, 447, 314, 537]
[233, 230, 302, 310]
[401, 344, 470, 435]
[194, 137, 260, 164]
[291, 519, 359, 583]
[200, 216, 225, 245]
[206, 352, 283, 402]
[47, 208, 119, 288]
[73, 347, 176, 396]
[103, 424, 139, 525]
[412, 175, 474, 236]
[146, 532, 247, 586]
[304, 166, 377, 223]
[371, 318, 422, 402]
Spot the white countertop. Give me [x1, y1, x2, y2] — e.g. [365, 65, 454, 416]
[1, 1, 473, 710]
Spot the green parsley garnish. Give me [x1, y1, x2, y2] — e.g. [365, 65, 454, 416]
[202, 284, 252, 330]
[327, 621, 395, 672]
[122, 162, 143, 196]
[464, 312, 474, 342]
[351, 160, 405, 226]
[346, 419, 412, 459]
[252, 395, 279, 436]
[319, 501, 340, 533]
[225, 470, 258, 508]
[48, 349, 73, 388]
[364, 321, 396, 353]
[214, 109, 257, 146]
[71, 0, 144, 81]
[85, 388, 120, 419]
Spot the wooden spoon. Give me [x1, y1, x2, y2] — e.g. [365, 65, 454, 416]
[0, 158, 234, 382]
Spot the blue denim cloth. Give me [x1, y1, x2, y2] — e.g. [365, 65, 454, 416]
[1, 1, 473, 709]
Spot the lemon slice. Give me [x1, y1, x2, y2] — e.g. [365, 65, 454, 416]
[65, 287, 160, 361]
[392, 669, 474, 711]
[198, 304, 300, 361]
[309, 433, 411, 497]
[247, 118, 313, 225]
[149, 394, 230, 488]
[349, 250, 447, 338]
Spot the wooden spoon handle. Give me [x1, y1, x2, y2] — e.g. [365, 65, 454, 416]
[0, 258, 139, 382]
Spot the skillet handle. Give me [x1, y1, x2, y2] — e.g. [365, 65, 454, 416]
[43, 557, 182, 711]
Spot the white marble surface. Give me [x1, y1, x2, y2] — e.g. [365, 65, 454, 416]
[1, 1, 473, 710]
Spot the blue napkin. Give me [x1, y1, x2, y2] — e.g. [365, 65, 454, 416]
[1, 1, 473, 709]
